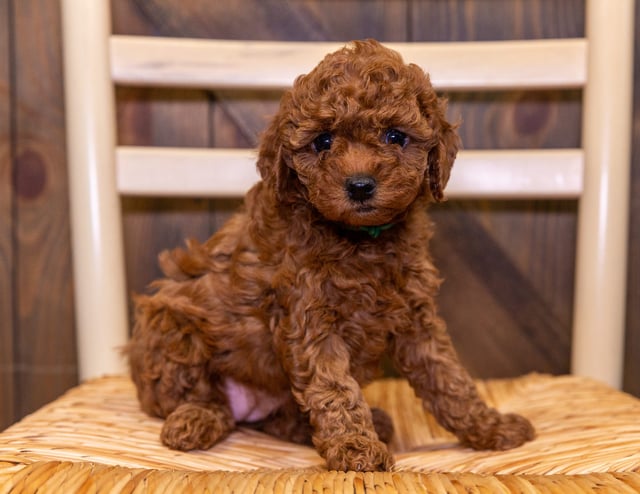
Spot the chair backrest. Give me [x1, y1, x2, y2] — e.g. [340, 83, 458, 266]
[60, 0, 634, 388]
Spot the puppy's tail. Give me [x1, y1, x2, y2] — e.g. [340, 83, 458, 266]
[158, 238, 211, 281]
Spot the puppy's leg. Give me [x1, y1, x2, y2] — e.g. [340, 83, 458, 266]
[129, 302, 236, 451]
[275, 326, 393, 472]
[392, 315, 534, 450]
[160, 393, 235, 451]
[132, 358, 235, 451]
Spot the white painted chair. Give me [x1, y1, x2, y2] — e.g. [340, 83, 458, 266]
[0, 0, 636, 492]
[64, 0, 632, 389]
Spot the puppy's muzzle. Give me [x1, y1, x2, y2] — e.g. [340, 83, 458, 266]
[345, 175, 377, 202]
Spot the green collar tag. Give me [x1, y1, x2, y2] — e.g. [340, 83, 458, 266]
[358, 223, 394, 238]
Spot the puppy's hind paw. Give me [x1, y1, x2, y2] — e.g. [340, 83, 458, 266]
[491, 412, 536, 450]
[461, 411, 535, 451]
[325, 434, 394, 472]
[161, 402, 235, 451]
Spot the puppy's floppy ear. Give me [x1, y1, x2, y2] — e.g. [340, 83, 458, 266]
[256, 93, 298, 203]
[416, 76, 460, 202]
[427, 104, 459, 202]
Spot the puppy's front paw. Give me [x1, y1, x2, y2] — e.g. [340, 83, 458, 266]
[461, 411, 535, 451]
[325, 434, 394, 472]
[161, 403, 235, 451]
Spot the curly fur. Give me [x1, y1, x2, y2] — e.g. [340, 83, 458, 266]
[127, 39, 535, 472]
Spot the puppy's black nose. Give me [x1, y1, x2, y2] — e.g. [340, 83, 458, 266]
[345, 175, 377, 202]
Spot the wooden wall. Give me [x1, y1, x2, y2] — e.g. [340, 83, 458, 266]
[1, 0, 77, 430]
[1, 0, 639, 430]
[0, 0, 13, 431]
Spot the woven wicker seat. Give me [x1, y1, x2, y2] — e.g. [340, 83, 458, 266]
[1, 0, 637, 491]
[2, 374, 640, 492]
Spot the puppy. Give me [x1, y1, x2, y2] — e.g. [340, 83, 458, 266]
[128, 39, 535, 472]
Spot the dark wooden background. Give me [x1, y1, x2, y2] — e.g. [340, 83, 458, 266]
[1, 0, 639, 431]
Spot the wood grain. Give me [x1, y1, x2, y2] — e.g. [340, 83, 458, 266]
[0, 0, 15, 430]
[623, 2, 640, 396]
[430, 200, 575, 377]
[411, 0, 585, 41]
[11, 0, 76, 417]
[112, 0, 408, 41]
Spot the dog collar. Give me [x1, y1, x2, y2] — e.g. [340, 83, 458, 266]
[354, 223, 395, 238]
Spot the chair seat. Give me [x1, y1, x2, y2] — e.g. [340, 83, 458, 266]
[1, 374, 639, 492]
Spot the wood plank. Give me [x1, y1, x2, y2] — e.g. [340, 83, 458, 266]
[12, 0, 76, 416]
[115, 147, 584, 199]
[110, 36, 587, 91]
[410, 0, 585, 42]
[111, 0, 408, 42]
[0, 0, 15, 430]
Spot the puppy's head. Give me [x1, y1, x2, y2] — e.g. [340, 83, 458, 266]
[257, 39, 459, 228]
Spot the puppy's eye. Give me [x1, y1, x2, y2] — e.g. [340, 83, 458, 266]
[384, 129, 408, 147]
[312, 132, 334, 153]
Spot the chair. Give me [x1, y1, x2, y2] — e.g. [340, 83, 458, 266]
[0, 0, 636, 491]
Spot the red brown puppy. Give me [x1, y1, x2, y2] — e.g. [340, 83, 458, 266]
[128, 39, 535, 472]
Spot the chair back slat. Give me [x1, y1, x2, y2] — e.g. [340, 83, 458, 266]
[111, 36, 587, 91]
[116, 147, 584, 199]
